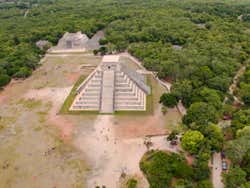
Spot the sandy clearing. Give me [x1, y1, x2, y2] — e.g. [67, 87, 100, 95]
[0, 53, 183, 188]
[75, 115, 180, 188]
[113, 106, 168, 139]
[24, 86, 75, 141]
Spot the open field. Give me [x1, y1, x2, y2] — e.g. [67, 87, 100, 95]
[0, 53, 182, 188]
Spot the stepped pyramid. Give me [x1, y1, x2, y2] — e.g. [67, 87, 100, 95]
[70, 55, 150, 113]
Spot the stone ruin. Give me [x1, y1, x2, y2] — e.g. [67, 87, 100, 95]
[70, 55, 151, 113]
[49, 31, 89, 52]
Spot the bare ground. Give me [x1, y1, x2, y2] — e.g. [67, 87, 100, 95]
[0, 53, 182, 188]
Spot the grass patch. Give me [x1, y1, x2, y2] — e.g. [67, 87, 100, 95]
[59, 75, 99, 115]
[126, 178, 138, 188]
[0, 124, 5, 131]
[18, 98, 42, 109]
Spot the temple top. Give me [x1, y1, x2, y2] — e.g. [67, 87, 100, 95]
[102, 55, 120, 63]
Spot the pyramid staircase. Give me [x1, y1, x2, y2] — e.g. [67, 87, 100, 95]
[70, 56, 149, 113]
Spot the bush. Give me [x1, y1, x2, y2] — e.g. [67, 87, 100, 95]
[195, 180, 213, 188]
[183, 102, 219, 126]
[140, 151, 193, 188]
[99, 38, 108, 45]
[181, 130, 204, 154]
[126, 178, 137, 188]
[0, 74, 11, 87]
[223, 166, 247, 188]
[14, 67, 32, 78]
[159, 93, 178, 108]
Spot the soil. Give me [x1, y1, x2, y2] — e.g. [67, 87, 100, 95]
[0, 53, 182, 188]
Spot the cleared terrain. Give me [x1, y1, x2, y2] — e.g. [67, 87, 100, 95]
[0, 53, 182, 187]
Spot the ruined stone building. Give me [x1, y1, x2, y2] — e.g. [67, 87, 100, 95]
[50, 31, 89, 52]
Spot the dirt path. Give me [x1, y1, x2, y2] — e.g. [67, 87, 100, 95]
[224, 65, 246, 104]
[212, 153, 224, 188]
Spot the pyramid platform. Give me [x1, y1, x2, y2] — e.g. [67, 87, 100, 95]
[70, 55, 150, 113]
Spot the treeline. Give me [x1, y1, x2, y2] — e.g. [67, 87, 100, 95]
[0, 0, 131, 87]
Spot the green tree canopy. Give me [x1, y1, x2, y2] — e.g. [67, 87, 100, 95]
[223, 166, 247, 188]
[159, 93, 178, 108]
[183, 102, 219, 126]
[181, 130, 204, 154]
[0, 74, 11, 87]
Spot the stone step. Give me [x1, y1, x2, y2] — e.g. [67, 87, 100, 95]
[79, 96, 99, 100]
[72, 105, 99, 110]
[82, 92, 100, 96]
[75, 101, 99, 105]
[85, 88, 101, 92]
[115, 101, 143, 105]
[100, 70, 115, 113]
[114, 106, 145, 110]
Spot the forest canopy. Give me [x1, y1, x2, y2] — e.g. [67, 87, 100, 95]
[1, 0, 250, 89]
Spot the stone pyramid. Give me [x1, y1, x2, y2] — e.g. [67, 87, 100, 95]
[70, 55, 150, 113]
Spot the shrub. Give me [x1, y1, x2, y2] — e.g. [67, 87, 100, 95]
[0, 74, 11, 87]
[14, 67, 32, 78]
[159, 93, 178, 107]
[99, 38, 108, 45]
[181, 130, 204, 154]
[140, 151, 193, 188]
[126, 178, 137, 188]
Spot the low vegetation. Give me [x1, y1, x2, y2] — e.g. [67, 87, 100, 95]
[140, 150, 212, 188]
[126, 178, 137, 188]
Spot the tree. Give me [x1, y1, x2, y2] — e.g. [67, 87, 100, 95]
[240, 182, 250, 188]
[0, 74, 11, 87]
[239, 83, 250, 106]
[237, 126, 250, 138]
[241, 150, 250, 179]
[207, 76, 231, 93]
[192, 87, 223, 110]
[201, 124, 223, 152]
[171, 80, 193, 107]
[159, 93, 178, 108]
[140, 151, 193, 188]
[183, 102, 219, 126]
[98, 46, 108, 55]
[195, 180, 213, 188]
[223, 166, 247, 188]
[225, 135, 250, 164]
[231, 109, 250, 131]
[14, 67, 32, 78]
[167, 130, 178, 141]
[99, 38, 108, 45]
[181, 130, 204, 154]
